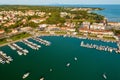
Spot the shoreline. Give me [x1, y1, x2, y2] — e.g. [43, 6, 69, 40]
[0, 36, 32, 47]
[0, 33, 118, 48]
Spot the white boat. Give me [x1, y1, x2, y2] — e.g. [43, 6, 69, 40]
[66, 63, 70, 67]
[40, 77, 44, 80]
[17, 51, 22, 55]
[22, 72, 30, 79]
[74, 57, 78, 61]
[50, 68, 53, 72]
[103, 73, 107, 79]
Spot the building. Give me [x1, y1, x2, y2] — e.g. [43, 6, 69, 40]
[11, 29, 18, 34]
[47, 26, 60, 31]
[82, 22, 91, 29]
[0, 30, 5, 34]
[79, 28, 114, 38]
[20, 27, 32, 32]
[64, 22, 76, 28]
[66, 27, 76, 32]
[38, 24, 47, 31]
[90, 23, 106, 30]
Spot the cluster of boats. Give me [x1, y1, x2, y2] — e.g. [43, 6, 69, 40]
[80, 41, 120, 53]
[0, 51, 13, 64]
[22, 39, 41, 50]
[8, 43, 29, 55]
[32, 37, 51, 46]
[0, 37, 51, 64]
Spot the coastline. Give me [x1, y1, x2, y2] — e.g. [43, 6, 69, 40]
[0, 36, 32, 47]
[0, 32, 118, 48]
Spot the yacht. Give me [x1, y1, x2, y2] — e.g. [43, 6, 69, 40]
[103, 73, 107, 79]
[50, 68, 53, 72]
[22, 72, 30, 79]
[40, 77, 44, 80]
[74, 57, 78, 61]
[66, 63, 70, 67]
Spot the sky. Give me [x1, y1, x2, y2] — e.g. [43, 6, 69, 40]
[0, 0, 120, 5]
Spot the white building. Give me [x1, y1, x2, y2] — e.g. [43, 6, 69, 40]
[90, 23, 106, 30]
[82, 22, 91, 29]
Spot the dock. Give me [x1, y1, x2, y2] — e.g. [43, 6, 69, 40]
[0, 51, 13, 64]
[22, 39, 41, 50]
[32, 37, 51, 46]
[8, 43, 29, 55]
[80, 41, 120, 53]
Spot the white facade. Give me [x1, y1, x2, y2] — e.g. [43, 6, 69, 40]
[90, 23, 105, 30]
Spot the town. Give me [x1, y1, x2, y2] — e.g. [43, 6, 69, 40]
[0, 5, 120, 47]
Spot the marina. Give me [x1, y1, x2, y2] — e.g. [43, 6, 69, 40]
[0, 3, 120, 80]
[80, 41, 120, 53]
[1, 36, 120, 80]
[21, 39, 41, 50]
[0, 51, 13, 64]
[32, 37, 51, 46]
[8, 43, 29, 55]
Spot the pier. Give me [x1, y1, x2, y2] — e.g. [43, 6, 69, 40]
[8, 43, 29, 55]
[0, 51, 13, 64]
[80, 41, 120, 53]
[22, 39, 41, 50]
[32, 37, 51, 46]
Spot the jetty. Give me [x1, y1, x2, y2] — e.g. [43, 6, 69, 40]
[32, 37, 51, 46]
[0, 51, 13, 64]
[22, 39, 41, 50]
[8, 43, 29, 55]
[80, 41, 120, 53]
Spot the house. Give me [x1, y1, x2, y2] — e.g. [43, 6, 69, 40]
[31, 18, 46, 23]
[82, 22, 91, 29]
[79, 28, 114, 37]
[47, 26, 60, 31]
[66, 27, 76, 32]
[60, 12, 68, 17]
[90, 23, 106, 30]
[11, 29, 18, 34]
[20, 27, 32, 32]
[38, 24, 48, 31]
[0, 30, 5, 34]
[64, 22, 76, 28]
[39, 24, 47, 28]
[0, 16, 2, 20]
[108, 22, 120, 26]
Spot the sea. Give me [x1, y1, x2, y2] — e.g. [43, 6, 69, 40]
[0, 36, 120, 80]
[0, 5, 120, 80]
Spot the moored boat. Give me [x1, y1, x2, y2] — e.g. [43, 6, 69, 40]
[22, 72, 30, 79]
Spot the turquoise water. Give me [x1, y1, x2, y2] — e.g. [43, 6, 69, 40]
[89, 5, 120, 22]
[0, 36, 120, 80]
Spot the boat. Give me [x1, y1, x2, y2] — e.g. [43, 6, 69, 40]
[74, 57, 78, 61]
[103, 73, 107, 79]
[66, 63, 70, 67]
[40, 77, 44, 80]
[22, 72, 30, 79]
[50, 68, 53, 72]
